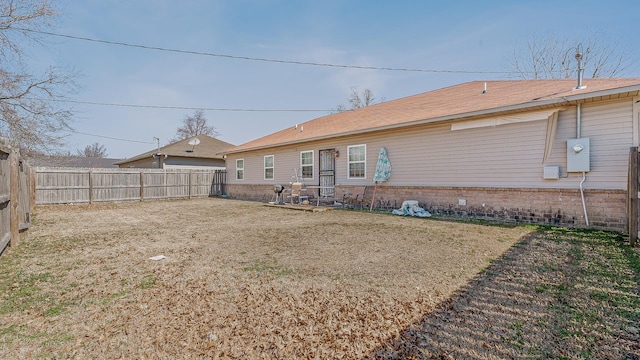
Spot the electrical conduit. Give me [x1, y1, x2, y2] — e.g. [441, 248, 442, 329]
[580, 171, 589, 226]
[576, 103, 590, 226]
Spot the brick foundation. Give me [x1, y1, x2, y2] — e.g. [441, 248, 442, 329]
[227, 184, 281, 203]
[226, 184, 627, 232]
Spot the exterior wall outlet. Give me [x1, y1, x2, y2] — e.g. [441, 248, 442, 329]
[543, 165, 560, 179]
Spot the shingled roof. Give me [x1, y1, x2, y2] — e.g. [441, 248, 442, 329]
[115, 135, 234, 165]
[223, 78, 640, 154]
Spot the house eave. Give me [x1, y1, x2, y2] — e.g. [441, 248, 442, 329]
[116, 150, 227, 164]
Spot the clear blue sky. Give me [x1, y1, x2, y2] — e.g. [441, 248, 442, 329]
[32, 0, 640, 158]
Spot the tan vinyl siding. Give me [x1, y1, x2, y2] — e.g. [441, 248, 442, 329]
[164, 157, 225, 169]
[226, 98, 635, 191]
[542, 99, 633, 190]
[231, 149, 303, 184]
[384, 121, 548, 187]
[579, 99, 634, 189]
[545, 107, 576, 172]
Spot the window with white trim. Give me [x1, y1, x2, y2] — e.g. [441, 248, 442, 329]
[264, 155, 274, 180]
[236, 159, 244, 180]
[348, 144, 366, 179]
[300, 151, 314, 179]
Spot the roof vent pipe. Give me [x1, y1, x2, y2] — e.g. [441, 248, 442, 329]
[482, 82, 487, 94]
[574, 48, 586, 90]
[576, 103, 582, 138]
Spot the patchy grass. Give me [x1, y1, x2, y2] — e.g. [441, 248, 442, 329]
[0, 198, 530, 358]
[0, 271, 59, 315]
[2, 199, 637, 358]
[372, 227, 640, 359]
[138, 274, 156, 290]
[241, 259, 295, 277]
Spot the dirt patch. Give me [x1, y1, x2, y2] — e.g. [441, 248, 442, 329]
[0, 198, 530, 358]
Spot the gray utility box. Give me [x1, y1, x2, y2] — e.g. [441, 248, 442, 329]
[543, 165, 560, 179]
[567, 138, 590, 172]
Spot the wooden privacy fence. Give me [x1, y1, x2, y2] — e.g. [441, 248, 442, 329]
[628, 147, 638, 247]
[35, 168, 227, 205]
[211, 168, 226, 197]
[0, 139, 32, 256]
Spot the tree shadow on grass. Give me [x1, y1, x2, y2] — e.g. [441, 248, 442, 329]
[366, 229, 640, 359]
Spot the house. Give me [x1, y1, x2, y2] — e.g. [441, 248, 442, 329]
[221, 78, 640, 232]
[27, 156, 122, 168]
[116, 135, 233, 169]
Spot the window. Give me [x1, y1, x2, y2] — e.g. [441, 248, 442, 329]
[264, 155, 274, 180]
[348, 144, 366, 179]
[300, 151, 314, 179]
[236, 159, 244, 180]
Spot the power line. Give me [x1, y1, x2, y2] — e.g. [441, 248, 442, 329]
[21, 28, 512, 75]
[67, 129, 155, 144]
[36, 98, 331, 112]
[38, 97, 486, 113]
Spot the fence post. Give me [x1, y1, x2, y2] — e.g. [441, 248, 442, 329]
[29, 166, 36, 208]
[222, 170, 226, 196]
[139, 172, 145, 202]
[88, 170, 94, 204]
[629, 147, 638, 246]
[9, 149, 19, 247]
[18, 160, 31, 231]
[188, 171, 193, 199]
[212, 170, 219, 196]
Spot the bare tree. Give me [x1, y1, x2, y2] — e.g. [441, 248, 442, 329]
[507, 32, 632, 79]
[77, 142, 107, 158]
[333, 87, 383, 113]
[171, 110, 219, 142]
[0, 0, 76, 153]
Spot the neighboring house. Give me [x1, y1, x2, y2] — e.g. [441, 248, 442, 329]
[27, 156, 122, 168]
[221, 78, 640, 232]
[116, 135, 233, 169]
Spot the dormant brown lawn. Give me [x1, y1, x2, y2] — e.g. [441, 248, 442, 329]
[1, 198, 531, 358]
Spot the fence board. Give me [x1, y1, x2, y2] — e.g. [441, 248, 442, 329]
[0, 139, 31, 256]
[18, 160, 31, 231]
[0, 147, 10, 253]
[0, 233, 9, 255]
[35, 168, 226, 205]
[211, 170, 226, 196]
[10, 149, 19, 246]
[629, 147, 638, 246]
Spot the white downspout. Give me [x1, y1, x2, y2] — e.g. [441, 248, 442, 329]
[580, 171, 589, 226]
[576, 102, 590, 226]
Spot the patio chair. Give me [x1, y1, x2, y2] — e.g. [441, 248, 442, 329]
[288, 182, 309, 205]
[342, 186, 367, 209]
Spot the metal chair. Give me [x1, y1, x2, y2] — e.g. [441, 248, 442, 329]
[342, 186, 367, 209]
[288, 182, 309, 205]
